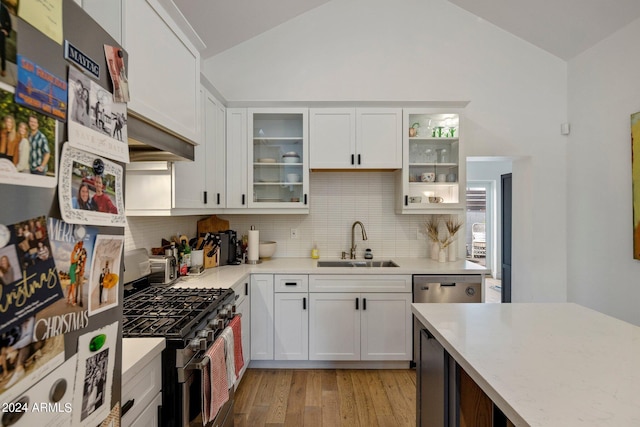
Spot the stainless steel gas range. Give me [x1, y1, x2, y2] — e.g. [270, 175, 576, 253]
[123, 251, 237, 427]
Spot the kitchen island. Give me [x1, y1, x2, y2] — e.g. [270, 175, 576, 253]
[412, 303, 640, 426]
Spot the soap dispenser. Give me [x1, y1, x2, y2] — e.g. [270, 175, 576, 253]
[364, 248, 373, 259]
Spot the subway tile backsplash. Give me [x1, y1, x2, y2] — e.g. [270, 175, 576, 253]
[125, 172, 441, 258]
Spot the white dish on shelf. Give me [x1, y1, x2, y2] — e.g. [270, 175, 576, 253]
[283, 157, 300, 164]
[257, 158, 277, 163]
[286, 173, 301, 183]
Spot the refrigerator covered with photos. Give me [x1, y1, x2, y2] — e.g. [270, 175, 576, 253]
[0, 1, 130, 425]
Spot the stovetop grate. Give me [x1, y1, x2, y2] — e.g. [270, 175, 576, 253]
[122, 286, 233, 339]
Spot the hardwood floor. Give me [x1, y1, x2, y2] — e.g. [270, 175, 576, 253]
[234, 369, 416, 427]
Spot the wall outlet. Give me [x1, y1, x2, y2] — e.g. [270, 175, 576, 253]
[290, 228, 299, 239]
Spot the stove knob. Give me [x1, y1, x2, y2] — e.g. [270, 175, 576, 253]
[225, 304, 233, 313]
[198, 329, 214, 340]
[219, 309, 229, 319]
[189, 337, 206, 351]
[208, 318, 224, 330]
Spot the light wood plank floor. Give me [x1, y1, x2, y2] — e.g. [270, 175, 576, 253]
[234, 369, 416, 427]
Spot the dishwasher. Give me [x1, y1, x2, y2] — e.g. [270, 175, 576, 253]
[412, 274, 482, 365]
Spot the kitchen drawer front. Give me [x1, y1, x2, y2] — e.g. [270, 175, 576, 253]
[275, 274, 309, 293]
[122, 353, 162, 426]
[309, 275, 411, 293]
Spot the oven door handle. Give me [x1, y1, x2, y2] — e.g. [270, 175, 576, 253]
[177, 352, 210, 383]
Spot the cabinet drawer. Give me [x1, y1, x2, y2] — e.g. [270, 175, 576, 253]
[275, 274, 309, 292]
[122, 353, 162, 426]
[309, 275, 411, 292]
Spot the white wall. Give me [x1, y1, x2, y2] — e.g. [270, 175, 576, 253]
[567, 18, 640, 325]
[202, 0, 569, 303]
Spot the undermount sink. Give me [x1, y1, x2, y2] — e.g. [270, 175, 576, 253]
[317, 260, 399, 268]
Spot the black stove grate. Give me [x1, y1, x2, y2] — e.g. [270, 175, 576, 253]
[122, 286, 233, 339]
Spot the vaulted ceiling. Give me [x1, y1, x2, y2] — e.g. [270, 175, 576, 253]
[173, 0, 640, 61]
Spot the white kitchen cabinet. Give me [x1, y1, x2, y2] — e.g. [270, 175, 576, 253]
[360, 293, 412, 360]
[128, 392, 161, 427]
[309, 292, 411, 361]
[308, 275, 412, 361]
[226, 108, 249, 209]
[309, 292, 360, 360]
[122, 0, 201, 143]
[274, 292, 309, 360]
[174, 87, 226, 208]
[248, 108, 309, 210]
[310, 108, 402, 169]
[274, 274, 308, 360]
[396, 109, 466, 213]
[250, 274, 274, 360]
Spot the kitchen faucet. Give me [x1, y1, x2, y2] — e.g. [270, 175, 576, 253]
[350, 221, 368, 259]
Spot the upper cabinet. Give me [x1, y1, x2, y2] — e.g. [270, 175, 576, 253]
[248, 108, 309, 209]
[84, 0, 201, 143]
[310, 108, 402, 169]
[396, 109, 465, 213]
[173, 87, 226, 209]
[226, 108, 249, 209]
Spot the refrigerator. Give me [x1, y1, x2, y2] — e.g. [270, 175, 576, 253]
[0, 1, 127, 425]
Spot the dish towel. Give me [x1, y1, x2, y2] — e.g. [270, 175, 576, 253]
[229, 315, 244, 377]
[203, 338, 229, 423]
[220, 327, 237, 388]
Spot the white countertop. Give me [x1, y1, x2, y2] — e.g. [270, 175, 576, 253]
[174, 257, 487, 289]
[411, 303, 640, 427]
[122, 337, 165, 378]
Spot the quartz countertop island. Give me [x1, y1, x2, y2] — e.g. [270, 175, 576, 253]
[411, 302, 640, 426]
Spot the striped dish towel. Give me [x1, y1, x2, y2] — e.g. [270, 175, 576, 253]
[229, 315, 244, 376]
[221, 327, 237, 388]
[205, 338, 229, 422]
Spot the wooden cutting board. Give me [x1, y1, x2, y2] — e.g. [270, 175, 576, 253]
[197, 215, 230, 269]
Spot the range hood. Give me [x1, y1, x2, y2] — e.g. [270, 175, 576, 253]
[127, 111, 195, 162]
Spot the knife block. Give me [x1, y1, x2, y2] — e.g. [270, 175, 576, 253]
[197, 237, 220, 269]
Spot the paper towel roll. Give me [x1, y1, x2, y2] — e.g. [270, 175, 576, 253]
[248, 228, 259, 263]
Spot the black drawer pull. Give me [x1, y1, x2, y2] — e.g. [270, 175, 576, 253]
[355, 297, 359, 310]
[363, 298, 366, 310]
[122, 399, 135, 416]
[217, 193, 221, 205]
[303, 297, 306, 310]
[304, 194, 308, 205]
[441, 283, 456, 287]
[285, 282, 297, 286]
[351, 154, 355, 165]
[204, 191, 208, 204]
[404, 195, 408, 206]
[242, 194, 246, 205]
[357, 154, 361, 165]
[245, 282, 248, 295]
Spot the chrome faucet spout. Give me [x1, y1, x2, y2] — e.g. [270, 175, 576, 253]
[350, 221, 368, 259]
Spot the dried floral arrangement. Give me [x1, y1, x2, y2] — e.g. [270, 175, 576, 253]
[424, 215, 464, 250]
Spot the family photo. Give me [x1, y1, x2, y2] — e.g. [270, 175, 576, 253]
[71, 160, 118, 214]
[0, 81, 57, 187]
[88, 235, 122, 316]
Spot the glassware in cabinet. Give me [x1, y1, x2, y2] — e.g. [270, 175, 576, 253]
[249, 110, 309, 207]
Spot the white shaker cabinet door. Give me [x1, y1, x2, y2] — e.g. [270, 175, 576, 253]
[250, 274, 274, 360]
[309, 108, 356, 169]
[356, 108, 402, 169]
[360, 293, 412, 361]
[274, 293, 309, 360]
[309, 293, 360, 361]
[226, 108, 248, 209]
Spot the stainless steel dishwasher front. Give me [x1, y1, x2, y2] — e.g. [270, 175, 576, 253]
[413, 275, 482, 303]
[412, 275, 482, 365]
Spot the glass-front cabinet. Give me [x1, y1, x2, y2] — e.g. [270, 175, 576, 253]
[396, 109, 465, 213]
[248, 108, 309, 209]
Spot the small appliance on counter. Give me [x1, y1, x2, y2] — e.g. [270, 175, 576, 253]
[149, 254, 179, 285]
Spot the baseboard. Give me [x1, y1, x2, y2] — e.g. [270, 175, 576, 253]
[248, 360, 412, 370]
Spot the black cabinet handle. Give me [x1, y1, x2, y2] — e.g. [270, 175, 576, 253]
[363, 298, 366, 310]
[242, 194, 246, 205]
[355, 297, 359, 310]
[441, 283, 456, 287]
[217, 193, 221, 205]
[244, 282, 248, 296]
[122, 399, 135, 416]
[204, 191, 208, 204]
[351, 154, 355, 165]
[285, 282, 297, 286]
[303, 297, 306, 310]
[404, 195, 408, 206]
[358, 154, 361, 165]
[304, 194, 308, 205]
